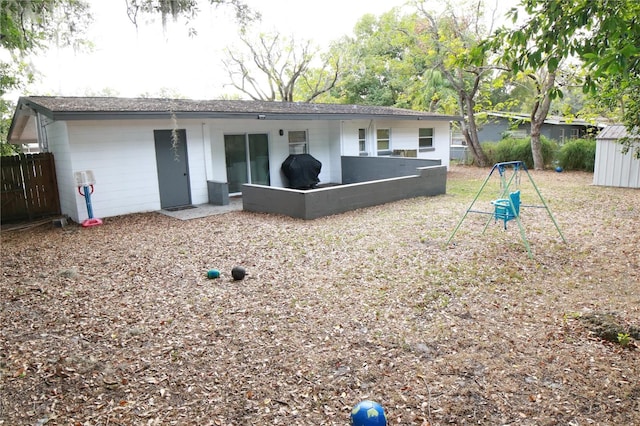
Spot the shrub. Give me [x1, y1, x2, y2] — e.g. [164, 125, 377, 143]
[482, 136, 557, 169]
[557, 138, 596, 171]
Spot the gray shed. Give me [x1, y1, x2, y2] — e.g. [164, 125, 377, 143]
[593, 125, 640, 188]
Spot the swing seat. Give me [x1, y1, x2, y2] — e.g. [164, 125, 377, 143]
[492, 190, 520, 228]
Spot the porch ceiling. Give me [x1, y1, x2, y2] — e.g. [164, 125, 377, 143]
[8, 107, 38, 144]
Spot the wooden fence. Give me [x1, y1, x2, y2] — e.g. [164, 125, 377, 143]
[1, 153, 60, 223]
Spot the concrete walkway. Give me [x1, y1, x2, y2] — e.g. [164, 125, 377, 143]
[158, 198, 243, 220]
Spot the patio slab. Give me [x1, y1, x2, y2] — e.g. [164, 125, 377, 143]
[158, 198, 243, 220]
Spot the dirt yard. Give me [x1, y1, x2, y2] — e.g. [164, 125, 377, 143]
[1, 165, 638, 425]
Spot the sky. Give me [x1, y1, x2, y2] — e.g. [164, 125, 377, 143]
[24, 0, 413, 100]
[19, 0, 516, 101]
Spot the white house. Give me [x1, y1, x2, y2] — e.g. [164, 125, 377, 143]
[8, 96, 457, 222]
[593, 125, 640, 189]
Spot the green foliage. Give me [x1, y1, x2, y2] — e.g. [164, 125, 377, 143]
[617, 333, 631, 347]
[326, 3, 491, 116]
[125, 0, 259, 30]
[413, 1, 499, 166]
[0, 141, 19, 156]
[557, 138, 596, 172]
[0, 0, 257, 97]
[483, 137, 557, 169]
[0, 98, 18, 155]
[325, 10, 423, 107]
[1, 0, 92, 53]
[593, 75, 640, 158]
[323, 1, 497, 164]
[0, 0, 93, 96]
[491, 0, 640, 154]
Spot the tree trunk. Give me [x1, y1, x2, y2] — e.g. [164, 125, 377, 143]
[459, 91, 489, 167]
[530, 71, 556, 170]
[530, 121, 544, 170]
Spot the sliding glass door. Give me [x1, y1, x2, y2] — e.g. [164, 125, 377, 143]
[224, 133, 270, 193]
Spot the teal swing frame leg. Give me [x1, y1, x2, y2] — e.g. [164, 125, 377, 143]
[446, 164, 498, 244]
[482, 195, 532, 258]
[447, 161, 566, 259]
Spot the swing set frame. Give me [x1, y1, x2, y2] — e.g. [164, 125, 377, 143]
[447, 161, 566, 258]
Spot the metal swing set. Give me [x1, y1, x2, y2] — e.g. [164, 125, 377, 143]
[447, 161, 566, 258]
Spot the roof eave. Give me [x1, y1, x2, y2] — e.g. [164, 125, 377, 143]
[48, 111, 461, 121]
[7, 99, 38, 144]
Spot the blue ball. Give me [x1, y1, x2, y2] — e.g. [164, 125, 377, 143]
[555, 166, 563, 172]
[351, 400, 387, 426]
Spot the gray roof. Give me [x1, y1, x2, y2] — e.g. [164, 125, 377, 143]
[17, 96, 460, 121]
[596, 125, 638, 140]
[485, 111, 604, 128]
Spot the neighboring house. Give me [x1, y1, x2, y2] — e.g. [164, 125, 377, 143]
[8, 96, 457, 222]
[451, 112, 603, 145]
[593, 125, 640, 189]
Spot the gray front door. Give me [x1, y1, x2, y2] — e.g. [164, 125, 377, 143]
[154, 129, 191, 208]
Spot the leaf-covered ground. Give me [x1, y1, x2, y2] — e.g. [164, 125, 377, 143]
[2, 165, 639, 425]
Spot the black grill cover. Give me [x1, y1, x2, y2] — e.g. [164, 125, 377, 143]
[281, 154, 322, 189]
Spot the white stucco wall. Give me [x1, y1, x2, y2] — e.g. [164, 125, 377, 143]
[208, 118, 342, 187]
[341, 120, 451, 169]
[593, 139, 640, 188]
[62, 119, 211, 222]
[45, 120, 79, 221]
[45, 116, 452, 222]
[64, 120, 161, 221]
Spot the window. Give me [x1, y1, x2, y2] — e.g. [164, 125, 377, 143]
[288, 130, 308, 154]
[358, 128, 367, 155]
[570, 128, 580, 139]
[376, 128, 391, 155]
[419, 128, 434, 151]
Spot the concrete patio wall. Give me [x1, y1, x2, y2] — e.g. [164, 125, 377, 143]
[341, 156, 442, 183]
[242, 165, 447, 220]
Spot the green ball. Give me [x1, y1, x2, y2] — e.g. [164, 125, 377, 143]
[207, 269, 220, 279]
